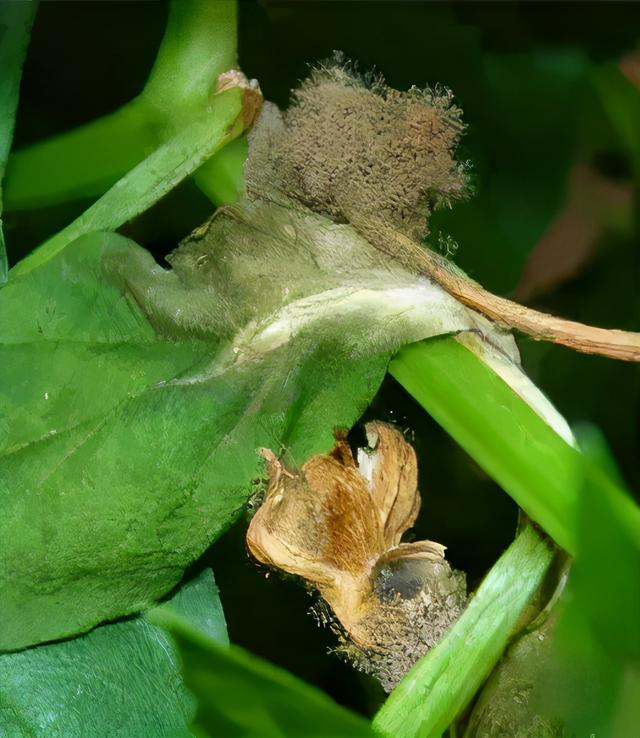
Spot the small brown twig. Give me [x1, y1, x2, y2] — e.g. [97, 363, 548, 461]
[376, 227, 640, 362]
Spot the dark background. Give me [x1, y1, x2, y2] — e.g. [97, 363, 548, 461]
[7, 1, 639, 717]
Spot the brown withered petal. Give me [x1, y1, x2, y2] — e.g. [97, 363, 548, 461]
[246, 421, 467, 689]
[357, 421, 421, 549]
[247, 440, 383, 631]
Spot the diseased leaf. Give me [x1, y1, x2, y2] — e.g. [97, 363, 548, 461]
[0, 568, 227, 738]
[152, 609, 377, 738]
[1, 101, 580, 654]
[0, 200, 506, 650]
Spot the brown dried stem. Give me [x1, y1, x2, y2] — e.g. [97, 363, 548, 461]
[373, 226, 640, 362]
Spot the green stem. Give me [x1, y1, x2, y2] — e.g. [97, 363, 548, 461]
[4, 98, 156, 211]
[373, 524, 554, 738]
[11, 88, 245, 277]
[194, 135, 247, 204]
[143, 0, 238, 126]
[389, 337, 581, 554]
[143, 0, 244, 204]
[390, 337, 640, 557]
[5, 0, 240, 212]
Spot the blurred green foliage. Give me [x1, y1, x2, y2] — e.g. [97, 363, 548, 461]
[539, 427, 640, 737]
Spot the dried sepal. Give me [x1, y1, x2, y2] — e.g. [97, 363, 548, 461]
[246, 421, 467, 690]
[247, 440, 384, 632]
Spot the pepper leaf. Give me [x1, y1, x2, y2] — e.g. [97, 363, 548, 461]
[0, 568, 227, 738]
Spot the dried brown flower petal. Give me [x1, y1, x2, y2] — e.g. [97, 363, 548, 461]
[246, 421, 467, 690]
[358, 421, 421, 550]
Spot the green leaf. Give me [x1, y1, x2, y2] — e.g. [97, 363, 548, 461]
[0, 568, 227, 738]
[0, 228, 259, 649]
[152, 609, 377, 738]
[573, 421, 628, 490]
[0, 0, 37, 282]
[373, 524, 554, 738]
[540, 455, 640, 736]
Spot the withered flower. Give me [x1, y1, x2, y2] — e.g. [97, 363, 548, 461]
[246, 421, 467, 690]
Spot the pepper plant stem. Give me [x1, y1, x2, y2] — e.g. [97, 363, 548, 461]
[4, 0, 241, 213]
